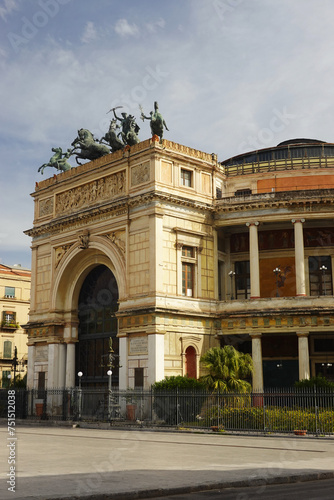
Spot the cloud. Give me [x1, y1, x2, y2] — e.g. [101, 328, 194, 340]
[81, 21, 97, 44]
[114, 18, 139, 37]
[146, 18, 165, 33]
[0, 0, 18, 22]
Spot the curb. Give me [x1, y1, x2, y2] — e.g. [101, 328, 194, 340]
[29, 471, 334, 500]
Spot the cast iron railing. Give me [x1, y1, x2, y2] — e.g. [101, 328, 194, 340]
[0, 387, 333, 436]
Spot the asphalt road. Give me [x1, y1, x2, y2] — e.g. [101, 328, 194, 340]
[144, 478, 334, 499]
[0, 425, 333, 499]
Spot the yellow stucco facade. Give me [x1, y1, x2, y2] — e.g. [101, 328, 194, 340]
[25, 137, 334, 390]
[0, 264, 30, 386]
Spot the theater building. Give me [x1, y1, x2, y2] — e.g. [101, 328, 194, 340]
[25, 137, 334, 391]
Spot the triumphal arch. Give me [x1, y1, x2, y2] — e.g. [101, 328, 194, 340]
[25, 137, 219, 390]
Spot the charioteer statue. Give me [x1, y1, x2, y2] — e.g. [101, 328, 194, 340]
[140, 101, 169, 141]
[38, 100, 169, 174]
[107, 106, 140, 146]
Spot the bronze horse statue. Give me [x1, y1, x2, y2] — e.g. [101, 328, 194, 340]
[71, 129, 110, 165]
[100, 119, 124, 152]
[38, 147, 73, 174]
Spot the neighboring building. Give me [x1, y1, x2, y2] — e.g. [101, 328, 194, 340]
[0, 264, 30, 386]
[24, 137, 334, 391]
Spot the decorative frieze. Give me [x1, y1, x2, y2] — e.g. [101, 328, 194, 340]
[55, 170, 126, 215]
[220, 314, 334, 331]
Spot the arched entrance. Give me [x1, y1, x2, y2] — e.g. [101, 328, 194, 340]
[185, 346, 197, 378]
[76, 265, 119, 387]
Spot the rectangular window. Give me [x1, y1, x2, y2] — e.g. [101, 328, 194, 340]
[4, 287, 15, 298]
[2, 311, 16, 326]
[134, 368, 144, 388]
[181, 169, 192, 187]
[234, 188, 252, 197]
[182, 246, 194, 258]
[314, 338, 334, 353]
[2, 371, 11, 388]
[38, 372, 46, 398]
[309, 256, 333, 296]
[3, 340, 12, 359]
[235, 261, 250, 299]
[182, 262, 194, 296]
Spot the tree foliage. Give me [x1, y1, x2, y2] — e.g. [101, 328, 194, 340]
[200, 346, 253, 393]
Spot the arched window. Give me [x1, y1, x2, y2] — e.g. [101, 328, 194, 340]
[185, 346, 197, 378]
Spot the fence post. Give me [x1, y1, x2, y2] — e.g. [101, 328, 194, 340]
[314, 386, 319, 435]
[176, 388, 179, 426]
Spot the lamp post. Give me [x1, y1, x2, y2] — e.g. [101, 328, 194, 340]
[228, 270, 236, 300]
[320, 265, 327, 295]
[273, 267, 281, 297]
[7, 373, 11, 389]
[107, 369, 112, 420]
[12, 347, 18, 388]
[77, 371, 83, 420]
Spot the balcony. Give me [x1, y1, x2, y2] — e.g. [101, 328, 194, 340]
[217, 294, 333, 317]
[0, 322, 19, 331]
[216, 188, 334, 207]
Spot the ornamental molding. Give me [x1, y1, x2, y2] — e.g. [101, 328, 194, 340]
[131, 161, 150, 186]
[55, 244, 72, 268]
[105, 231, 126, 258]
[77, 229, 90, 249]
[39, 197, 54, 217]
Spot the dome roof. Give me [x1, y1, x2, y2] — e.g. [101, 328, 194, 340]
[277, 138, 326, 146]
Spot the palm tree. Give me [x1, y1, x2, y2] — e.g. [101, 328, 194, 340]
[200, 345, 253, 393]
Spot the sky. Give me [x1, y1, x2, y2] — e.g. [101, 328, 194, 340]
[1, 0, 334, 269]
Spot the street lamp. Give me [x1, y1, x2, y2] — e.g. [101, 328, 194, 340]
[228, 270, 236, 300]
[273, 267, 281, 297]
[107, 369, 112, 420]
[77, 371, 83, 420]
[320, 265, 327, 295]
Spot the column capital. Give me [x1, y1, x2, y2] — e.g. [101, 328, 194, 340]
[291, 218, 305, 224]
[246, 221, 260, 227]
[250, 333, 262, 339]
[296, 330, 310, 338]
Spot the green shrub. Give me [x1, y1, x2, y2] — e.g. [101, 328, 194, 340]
[197, 405, 334, 433]
[152, 376, 206, 391]
[295, 376, 334, 390]
[152, 376, 207, 425]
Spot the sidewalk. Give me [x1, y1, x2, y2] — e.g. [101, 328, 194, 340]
[0, 425, 333, 499]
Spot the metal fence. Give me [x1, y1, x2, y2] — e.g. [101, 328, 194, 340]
[1, 388, 333, 436]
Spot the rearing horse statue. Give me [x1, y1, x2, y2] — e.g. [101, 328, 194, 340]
[71, 129, 110, 165]
[38, 147, 73, 174]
